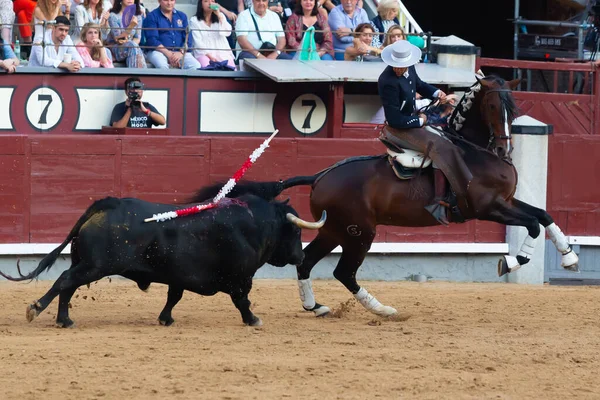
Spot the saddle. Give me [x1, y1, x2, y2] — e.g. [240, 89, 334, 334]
[379, 126, 446, 180]
[379, 127, 465, 223]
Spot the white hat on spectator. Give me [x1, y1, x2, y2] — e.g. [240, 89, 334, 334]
[381, 40, 422, 68]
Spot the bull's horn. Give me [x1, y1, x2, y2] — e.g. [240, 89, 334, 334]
[286, 211, 327, 230]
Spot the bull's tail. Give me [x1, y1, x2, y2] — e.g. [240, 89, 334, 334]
[0, 197, 121, 282]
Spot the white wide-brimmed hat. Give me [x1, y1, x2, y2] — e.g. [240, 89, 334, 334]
[381, 40, 422, 68]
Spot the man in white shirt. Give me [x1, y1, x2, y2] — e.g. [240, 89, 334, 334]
[29, 16, 85, 72]
[235, 0, 292, 60]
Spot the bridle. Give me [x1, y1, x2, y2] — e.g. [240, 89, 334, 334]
[481, 88, 513, 151]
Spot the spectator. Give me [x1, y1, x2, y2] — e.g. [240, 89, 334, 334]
[143, 0, 201, 69]
[33, 0, 69, 43]
[215, 0, 243, 23]
[107, 0, 147, 68]
[214, 0, 243, 50]
[317, 0, 362, 13]
[235, 0, 292, 60]
[110, 77, 166, 128]
[13, 0, 36, 57]
[189, 0, 236, 69]
[76, 22, 114, 67]
[268, 0, 290, 25]
[381, 24, 404, 48]
[29, 15, 85, 71]
[369, 0, 398, 48]
[1, 0, 15, 45]
[344, 23, 380, 61]
[285, 0, 333, 60]
[0, 38, 19, 73]
[73, 0, 111, 41]
[328, 0, 368, 60]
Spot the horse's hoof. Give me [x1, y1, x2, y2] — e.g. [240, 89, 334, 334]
[374, 305, 397, 317]
[498, 256, 521, 277]
[26, 302, 40, 322]
[303, 303, 331, 317]
[562, 251, 579, 271]
[563, 263, 580, 273]
[314, 305, 331, 318]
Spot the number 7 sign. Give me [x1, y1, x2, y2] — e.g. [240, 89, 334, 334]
[290, 94, 326, 136]
[25, 87, 64, 131]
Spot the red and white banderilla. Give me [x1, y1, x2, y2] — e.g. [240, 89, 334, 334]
[144, 129, 280, 223]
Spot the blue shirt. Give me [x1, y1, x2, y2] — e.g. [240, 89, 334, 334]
[143, 8, 193, 52]
[328, 4, 369, 52]
[2, 44, 16, 60]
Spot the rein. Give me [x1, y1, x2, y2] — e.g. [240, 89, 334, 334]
[481, 88, 513, 150]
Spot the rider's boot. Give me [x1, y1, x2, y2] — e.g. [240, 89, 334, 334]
[424, 168, 450, 225]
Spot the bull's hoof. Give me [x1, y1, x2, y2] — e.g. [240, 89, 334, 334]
[158, 317, 174, 326]
[303, 303, 331, 317]
[56, 318, 75, 329]
[26, 302, 41, 323]
[247, 316, 263, 327]
[497, 256, 521, 277]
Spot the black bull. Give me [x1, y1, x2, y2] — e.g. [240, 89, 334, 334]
[0, 194, 326, 327]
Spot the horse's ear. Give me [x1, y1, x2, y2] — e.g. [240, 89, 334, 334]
[282, 197, 291, 205]
[507, 78, 521, 90]
[478, 77, 493, 88]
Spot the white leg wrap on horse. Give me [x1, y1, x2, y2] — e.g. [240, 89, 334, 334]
[517, 235, 536, 261]
[546, 223, 570, 254]
[562, 251, 579, 268]
[354, 288, 397, 316]
[298, 279, 316, 310]
[546, 223, 579, 269]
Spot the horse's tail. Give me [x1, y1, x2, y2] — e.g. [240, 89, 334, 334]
[189, 173, 324, 203]
[280, 175, 320, 190]
[0, 197, 121, 282]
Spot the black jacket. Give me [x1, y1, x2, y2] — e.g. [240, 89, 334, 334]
[378, 65, 439, 129]
[371, 16, 400, 36]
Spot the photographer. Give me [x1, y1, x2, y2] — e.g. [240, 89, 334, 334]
[110, 77, 166, 128]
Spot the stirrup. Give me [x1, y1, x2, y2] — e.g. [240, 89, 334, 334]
[424, 201, 450, 226]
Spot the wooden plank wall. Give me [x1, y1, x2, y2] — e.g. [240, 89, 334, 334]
[0, 135, 505, 244]
[514, 93, 600, 236]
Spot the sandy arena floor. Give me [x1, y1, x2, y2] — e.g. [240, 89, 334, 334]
[0, 279, 599, 399]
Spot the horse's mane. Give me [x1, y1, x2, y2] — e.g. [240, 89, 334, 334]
[484, 75, 519, 123]
[449, 74, 519, 130]
[187, 180, 285, 204]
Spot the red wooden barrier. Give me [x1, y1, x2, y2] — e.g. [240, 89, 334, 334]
[477, 57, 600, 236]
[0, 135, 505, 244]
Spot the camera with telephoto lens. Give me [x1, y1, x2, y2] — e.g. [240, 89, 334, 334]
[127, 81, 144, 106]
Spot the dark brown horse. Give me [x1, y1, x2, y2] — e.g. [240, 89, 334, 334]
[193, 75, 579, 318]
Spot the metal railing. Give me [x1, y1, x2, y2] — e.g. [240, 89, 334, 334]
[4, 20, 433, 70]
[397, 0, 423, 35]
[476, 56, 596, 95]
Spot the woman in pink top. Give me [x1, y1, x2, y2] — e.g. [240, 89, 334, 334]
[76, 22, 114, 67]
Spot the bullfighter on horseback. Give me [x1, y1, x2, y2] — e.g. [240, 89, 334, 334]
[378, 40, 473, 225]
